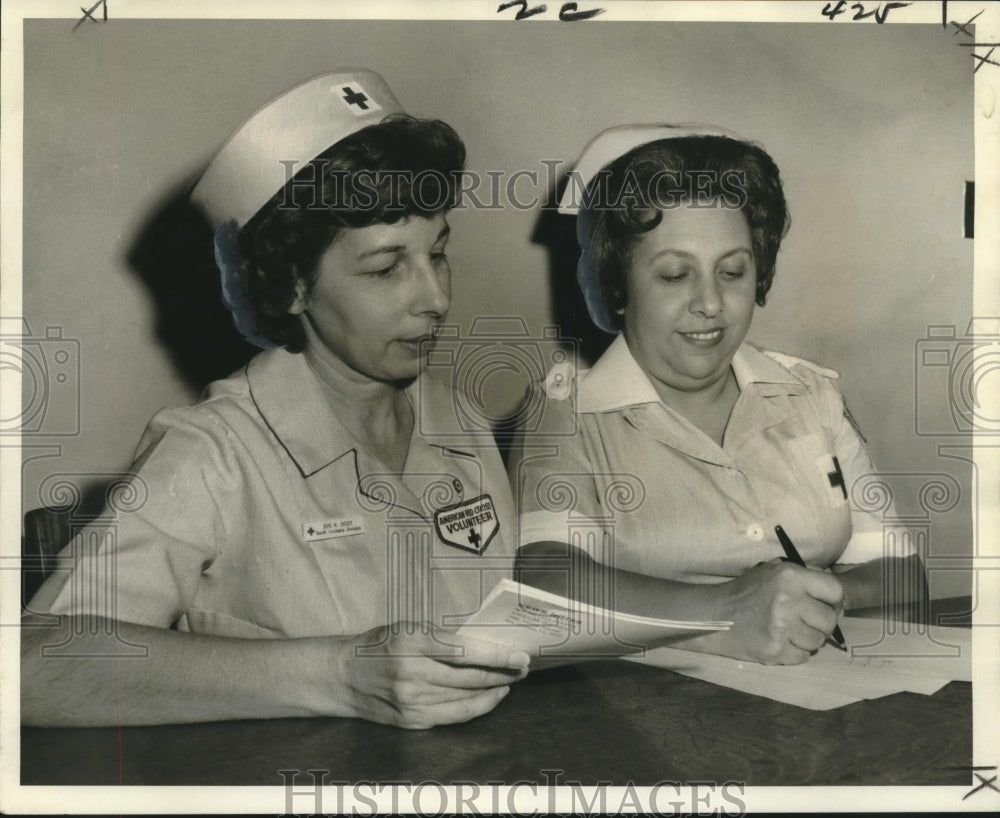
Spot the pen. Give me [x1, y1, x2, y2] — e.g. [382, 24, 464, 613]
[774, 525, 847, 652]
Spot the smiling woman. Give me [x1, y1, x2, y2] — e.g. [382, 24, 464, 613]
[21, 70, 527, 729]
[621, 207, 756, 443]
[509, 124, 930, 667]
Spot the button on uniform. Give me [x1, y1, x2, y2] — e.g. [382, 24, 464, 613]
[745, 523, 765, 542]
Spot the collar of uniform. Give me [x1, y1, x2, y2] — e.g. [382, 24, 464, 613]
[577, 334, 661, 413]
[730, 344, 812, 397]
[247, 348, 361, 477]
[247, 349, 477, 478]
[577, 335, 811, 413]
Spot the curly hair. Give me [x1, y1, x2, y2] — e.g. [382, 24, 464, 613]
[237, 114, 467, 350]
[582, 135, 789, 332]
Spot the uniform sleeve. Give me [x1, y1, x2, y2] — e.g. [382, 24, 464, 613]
[27, 407, 245, 628]
[807, 370, 914, 565]
[506, 378, 608, 552]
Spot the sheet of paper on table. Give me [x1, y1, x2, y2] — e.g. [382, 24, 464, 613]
[627, 616, 972, 710]
[457, 578, 731, 660]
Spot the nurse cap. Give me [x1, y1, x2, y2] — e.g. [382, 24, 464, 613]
[560, 122, 746, 334]
[556, 123, 745, 215]
[191, 69, 405, 230]
[191, 70, 405, 349]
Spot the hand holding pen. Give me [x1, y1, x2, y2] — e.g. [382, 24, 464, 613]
[775, 525, 848, 652]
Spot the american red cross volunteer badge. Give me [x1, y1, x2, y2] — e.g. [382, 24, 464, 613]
[433, 494, 498, 554]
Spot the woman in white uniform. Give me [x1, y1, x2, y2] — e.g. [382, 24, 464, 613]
[510, 125, 927, 666]
[22, 70, 527, 728]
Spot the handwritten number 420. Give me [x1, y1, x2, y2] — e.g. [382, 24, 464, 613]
[497, 1, 605, 22]
[822, 1, 912, 24]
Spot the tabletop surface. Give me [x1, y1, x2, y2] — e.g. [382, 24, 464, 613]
[20, 599, 975, 787]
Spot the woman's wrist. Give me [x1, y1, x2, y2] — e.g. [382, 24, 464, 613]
[678, 574, 738, 623]
[273, 634, 361, 720]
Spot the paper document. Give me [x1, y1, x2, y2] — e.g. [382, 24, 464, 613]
[628, 616, 971, 710]
[458, 579, 731, 659]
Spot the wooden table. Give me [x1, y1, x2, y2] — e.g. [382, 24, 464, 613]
[19, 600, 974, 787]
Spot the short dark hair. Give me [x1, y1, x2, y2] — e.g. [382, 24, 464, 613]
[238, 114, 467, 351]
[582, 135, 789, 331]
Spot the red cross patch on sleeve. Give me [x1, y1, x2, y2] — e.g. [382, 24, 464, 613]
[815, 453, 849, 508]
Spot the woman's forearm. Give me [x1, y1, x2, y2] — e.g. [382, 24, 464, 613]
[514, 542, 723, 621]
[515, 542, 846, 665]
[20, 614, 349, 726]
[832, 553, 930, 613]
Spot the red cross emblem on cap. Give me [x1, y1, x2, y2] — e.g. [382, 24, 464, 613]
[337, 82, 381, 116]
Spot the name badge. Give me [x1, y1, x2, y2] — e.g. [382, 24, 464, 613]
[302, 517, 366, 542]
[434, 494, 499, 555]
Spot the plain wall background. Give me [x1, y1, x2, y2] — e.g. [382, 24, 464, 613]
[19, 19, 973, 597]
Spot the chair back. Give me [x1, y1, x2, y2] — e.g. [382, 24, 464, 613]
[22, 506, 73, 605]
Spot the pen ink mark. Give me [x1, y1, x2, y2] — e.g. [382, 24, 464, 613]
[964, 181, 974, 239]
[944, 766, 998, 770]
[497, 0, 548, 20]
[72, 0, 108, 31]
[497, 0, 604, 21]
[940, 4, 996, 73]
[950, 9, 982, 38]
[821, 1, 911, 24]
[941, 765, 1000, 801]
[821, 2, 848, 20]
[559, 2, 605, 22]
[963, 772, 1000, 801]
[970, 46, 1000, 73]
[853, 1, 911, 24]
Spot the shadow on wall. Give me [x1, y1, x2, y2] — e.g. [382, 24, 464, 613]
[531, 173, 614, 369]
[126, 183, 257, 394]
[492, 173, 614, 467]
[25, 186, 261, 520]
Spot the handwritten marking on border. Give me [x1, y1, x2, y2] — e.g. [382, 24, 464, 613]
[72, 0, 108, 32]
[942, 766, 1000, 801]
[821, 1, 913, 24]
[819, 2, 996, 73]
[963, 771, 1000, 801]
[949, 9, 983, 37]
[958, 43, 1000, 73]
[497, 1, 604, 22]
